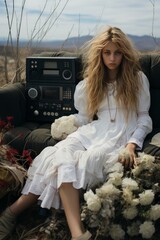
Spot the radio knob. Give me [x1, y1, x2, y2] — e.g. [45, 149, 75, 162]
[62, 69, 72, 80]
[28, 88, 38, 99]
[34, 110, 39, 116]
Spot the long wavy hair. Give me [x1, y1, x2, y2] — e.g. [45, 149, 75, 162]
[81, 26, 141, 119]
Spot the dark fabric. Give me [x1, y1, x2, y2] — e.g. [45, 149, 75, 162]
[150, 90, 160, 129]
[148, 55, 160, 129]
[144, 143, 160, 157]
[0, 83, 26, 126]
[24, 125, 58, 156]
[150, 55, 160, 88]
[139, 54, 151, 80]
[140, 54, 160, 129]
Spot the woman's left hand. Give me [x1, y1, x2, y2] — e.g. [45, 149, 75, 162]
[118, 143, 137, 169]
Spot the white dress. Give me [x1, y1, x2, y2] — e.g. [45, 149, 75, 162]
[22, 71, 152, 209]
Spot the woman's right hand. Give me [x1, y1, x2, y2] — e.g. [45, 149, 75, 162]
[118, 143, 137, 169]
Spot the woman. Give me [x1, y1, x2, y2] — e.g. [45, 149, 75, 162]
[0, 26, 152, 240]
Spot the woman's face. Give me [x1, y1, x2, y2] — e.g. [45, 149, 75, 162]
[102, 42, 123, 71]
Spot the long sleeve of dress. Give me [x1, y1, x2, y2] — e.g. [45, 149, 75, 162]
[73, 80, 91, 126]
[127, 72, 153, 149]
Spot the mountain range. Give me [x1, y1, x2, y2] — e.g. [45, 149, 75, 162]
[37, 34, 160, 51]
[0, 34, 160, 51]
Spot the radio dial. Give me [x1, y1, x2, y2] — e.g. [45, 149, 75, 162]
[62, 69, 72, 80]
[28, 88, 38, 99]
[34, 110, 39, 116]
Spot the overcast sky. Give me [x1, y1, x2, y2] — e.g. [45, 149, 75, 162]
[0, 0, 160, 41]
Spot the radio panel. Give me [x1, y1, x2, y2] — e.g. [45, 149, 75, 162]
[25, 56, 82, 122]
[26, 56, 82, 83]
[26, 84, 77, 122]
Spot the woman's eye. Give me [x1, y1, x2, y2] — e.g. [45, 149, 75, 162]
[104, 51, 110, 55]
[115, 51, 122, 56]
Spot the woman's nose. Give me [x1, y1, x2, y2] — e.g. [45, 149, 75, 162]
[110, 53, 115, 61]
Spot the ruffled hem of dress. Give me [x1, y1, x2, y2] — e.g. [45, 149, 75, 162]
[21, 162, 103, 210]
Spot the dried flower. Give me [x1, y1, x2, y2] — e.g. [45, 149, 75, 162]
[139, 190, 154, 206]
[123, 206, 138, 220]
[51, 115, 77, 140]
[84, 189, 101, 212]
[122, 177, 139, 191]
[96, 183, 121, 200]
[122, 187, 134, 204]
[0, 116, 13, 132]
[109, 224, 125, 240]
[82, 152, 160, 239]
[119, 148, 131, 160]
[0, 117, 33, 167]
[132, 153, 155, 177]
[108, 172, 123, 186]
[139, 221, 155, 239]
[110, 161, 124, 173]
[149, 204, 160, 221]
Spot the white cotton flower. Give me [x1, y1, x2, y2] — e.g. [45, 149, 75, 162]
[108, 172, 123, 186]
[149, 204, 160, 221]
[123, 206, 138, 220]
[119, 148, 130, 160]
[139, 190, 154, 206]
[122, 177, 139, 191]
[100, 207, 113, 219]
[132, 152, 155, 176]
[109, 224, 125, 240]
[138, 152, 155, 163]
[59, 115, 77, 134]
[108, 162, 124, 174]
[139, 221, 155, 239]
[51, 115, 77, 140]
[96, 183, 121, 200]
[130, 198, 140, 206]
[138, 152, 155, 170]
[122, 187, 133, 204]
[100, 198, 115, 219]
[123, 187, 139, 206]
[132, 164, 143, 177]
[84, 189, 101, 212]
[127, 221, 141, 237]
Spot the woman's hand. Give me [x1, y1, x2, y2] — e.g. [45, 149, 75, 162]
[118, 143, 137, 169]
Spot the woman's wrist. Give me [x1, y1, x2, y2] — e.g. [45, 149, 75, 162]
[126, 142, 137, 151]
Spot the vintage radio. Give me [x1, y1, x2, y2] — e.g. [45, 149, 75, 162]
[26, 56, 82, 122]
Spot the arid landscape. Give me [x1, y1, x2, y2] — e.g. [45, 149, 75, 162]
[0, 33, 160, 87]
[0, 45, 59, 87]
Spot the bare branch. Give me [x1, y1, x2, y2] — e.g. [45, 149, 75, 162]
[31, 0, 63, 41]
[3, 0, 15, 83]
[3, 0, 70, 84]
[149, 0, 155, 37]
[149, 0, 159, 48]
[37, 0, 70, 42]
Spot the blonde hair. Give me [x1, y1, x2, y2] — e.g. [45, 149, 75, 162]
[81, 26, 141, 119]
